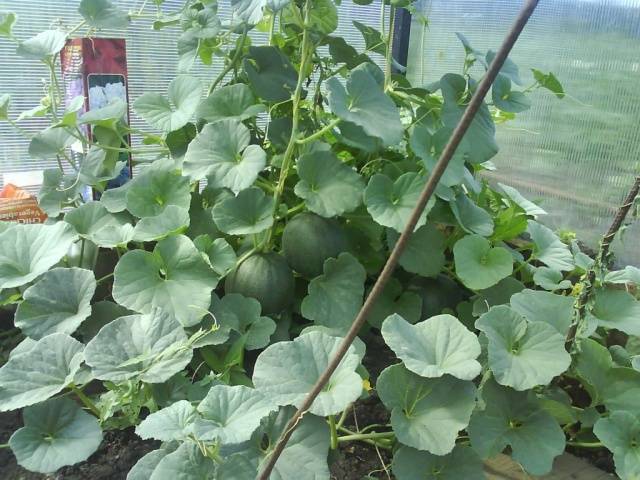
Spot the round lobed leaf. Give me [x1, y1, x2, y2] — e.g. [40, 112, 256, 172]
[193, 384, 277, 444]
[392, 444, 485, 480]
[0, 222, 78, 289]
[0, 333, 84, 411]
[364, 172, 431, 233]
[15, 267, 96, 340]
[468, 379, 565, 476]
[377, 363, 476, 455]
[252, 331, 362, 416]
[183, 119, 266, 191]
[381, 313, 482, 381]
[9, 397, 102, 474]
[112, 234, 217, 327]
[453, 234, 513, 290]
[212, 187, 274, 235]
[294, 149, 364, 218]
[476, 305, 571, 390]
[84, 309, 193, 383]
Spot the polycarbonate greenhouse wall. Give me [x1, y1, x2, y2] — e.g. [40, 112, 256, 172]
[0, 0, 638, 266]
[407, 0, 640, 266]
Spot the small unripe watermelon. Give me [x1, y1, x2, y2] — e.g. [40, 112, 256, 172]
[282, 212, 348, 278]
[224, 252, 295, 314]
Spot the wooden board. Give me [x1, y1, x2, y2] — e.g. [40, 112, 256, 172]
[484, 454, 617, 480]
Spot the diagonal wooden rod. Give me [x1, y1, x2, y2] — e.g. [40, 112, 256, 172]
[256, 1, 540, 478]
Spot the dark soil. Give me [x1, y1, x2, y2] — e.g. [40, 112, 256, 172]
[0, 409, 158, 480]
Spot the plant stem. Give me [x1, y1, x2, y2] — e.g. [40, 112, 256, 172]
[268, 12, 276, 45]
[296, 118, 341, 145]
[67, 20, 87, 37]
[329, 415, 339, 450]
[286, 202, 305, 217]
[96, 272, 114, 285]
[264, 0, 313, 250]
[207, 27, 248, 96]
[567, 441, 604, 449]
[69, 384, 101, 417]
[336, 405, 351, 429]
[384, 6, 396, 90]
[0, 443, 9, 449]
[79, 239, 86, 268]
[337, 431, 395, 442]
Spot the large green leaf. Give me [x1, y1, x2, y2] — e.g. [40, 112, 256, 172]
[193, 236, 237, 278]
[367, 278, 422, 329]
[196, 83, 265, 123]
[38, 169, 84, 216]
[84, 309, 192, 383]
[300, 253, 366, 333]
[150, 442, 216, 480]
[132, 205, 190, 242]
[492, 74, 531, 113]
[392, 445, 485, 480]
[16, 30, 65, 60]
[205, 293, 276, 350]
[253, 331, 362, 416]
[594, 411, 640, 480]
[450, 193, 494, 237]
[326, 63, 403, 145]
[605, 266, 640, 285]
[244, 46, 297, 102]
[0, 222, 78, 289]
[65, 201, 134, 248]
[127, 444, 179, 480]
[381, 313, 481, 381]
[212, 187, 274, 235]
[79, 0, 130, 29]
[79, 146, 127, 186]
[410, 125, 466, 187]
[291, 0, 338, 34]
[527, 221, 574, 271]
[113, 235, 217, 327]
[9, 397, 102, 474]
[498, 183, 546, 216]
[193, 384, 277, 443]
[15, 267, 96, 340]
[468, 379, 565, 476]
[532, 69, 565, 98]
[125, 161, 191, 218]
[476, 305, 571, 390]
[136, 400, 197, 442]
[510, 289, 574, 335]
[134, 75, 201, 133]
[294, 149, 364, 218]
[440, 74, 498, 164]
[364, 172, 431, 233]
[377, 364, 476, 455]
[29, 126, 74, 160]
[453, 234, 513, 290]
[0, 333, 84, 411]
[224, 407, 330, 480]
[589, 288, 640, 335]
[532, 267, 571, 291]
[352, 21, 386, 55]
[183, 119, 266, 190]
[388, 223, 445, 278]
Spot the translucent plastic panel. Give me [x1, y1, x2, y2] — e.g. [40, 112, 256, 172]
[407, 0, 640, 266]
[0, 0, 384, 188]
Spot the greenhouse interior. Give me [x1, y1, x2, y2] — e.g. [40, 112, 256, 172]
[0, 0, 639, 478]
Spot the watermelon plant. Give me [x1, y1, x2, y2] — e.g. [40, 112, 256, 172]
[1, 0, 640, 479]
